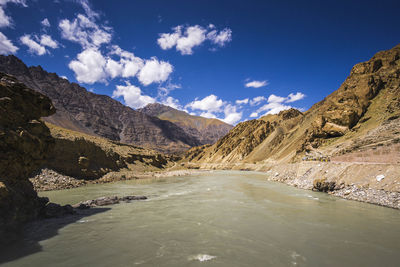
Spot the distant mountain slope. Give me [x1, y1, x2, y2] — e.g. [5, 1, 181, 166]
[0, 55, 200, 153]
[138, 103, 233, 145]
[185, 44, 400, 164]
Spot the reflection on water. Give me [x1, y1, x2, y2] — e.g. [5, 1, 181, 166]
[2, 171, 400, 267]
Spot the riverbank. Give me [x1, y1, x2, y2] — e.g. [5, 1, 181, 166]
[182, 161, 400, 209]
[30, 168, 210, 192]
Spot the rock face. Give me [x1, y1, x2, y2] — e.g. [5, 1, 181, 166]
[0, 56, 200, 153]
[138, 103, 233, 145]
[0, 73, 55, 241]
[185, 44, 400, 164]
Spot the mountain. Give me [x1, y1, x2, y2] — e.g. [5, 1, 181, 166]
[0, 55, 200, 153]
[138, 103, 233, 145]
[185, 44, 400, 164]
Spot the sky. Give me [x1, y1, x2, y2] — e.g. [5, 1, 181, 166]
[1, 0, 400, 125]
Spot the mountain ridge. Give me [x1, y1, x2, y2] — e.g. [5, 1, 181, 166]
[184, 44, 400, 164]
[0, 55, 201, 153]
[138, 103, 233, 145]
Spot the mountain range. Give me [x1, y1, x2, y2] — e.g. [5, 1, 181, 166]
[185, 44, 400, 164]
[0, 56, 231, 153]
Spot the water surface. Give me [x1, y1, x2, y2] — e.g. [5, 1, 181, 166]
[2, 171, 400, 266]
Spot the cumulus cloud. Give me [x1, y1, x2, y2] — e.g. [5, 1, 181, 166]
[257, 102, 293, 115]
[20, 34, 46, 55]
[0, 0, 26, 28]
[286, 92, 305, 103]
[267, 94, 286, 103]
[245, 80, 268, 88]
[59, 14, 112, 49]
[222, 104, 242, 125]
[256, 92, 305, 115]
[112, 81, 155, 109]
[207, 28, 232, 46]
[41, 18, 50, 27]
[20, 34, 59, 55]
[157, 24, 232, 55]
[161, 96, 181, 109]
[40, 34, 58, 49]
[68, 48, 107, 84]
[0, 31, 17, 54]
[199, 111, 217, 119]
[186, 94, 225, 113]
[61, 3, 173, 86]
[250, 96, 266, 106]
[137, 57, 173, 86]
[185, 94, 242, 124]
[68, 46, 172, 85]
[236, 98, 249, 105]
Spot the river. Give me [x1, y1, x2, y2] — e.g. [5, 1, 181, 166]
[2, 171, 400, 266]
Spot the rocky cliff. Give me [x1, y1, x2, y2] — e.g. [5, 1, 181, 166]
[0, 73, 55, 241]
[185, 44, 400, 164]
[0, 56, 200, 153]
[138, 103, 233, 145]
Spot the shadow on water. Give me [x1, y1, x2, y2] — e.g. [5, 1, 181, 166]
[0, 207, 110, 264]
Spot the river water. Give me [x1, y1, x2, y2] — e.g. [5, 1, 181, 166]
[2, 171, 400, 266]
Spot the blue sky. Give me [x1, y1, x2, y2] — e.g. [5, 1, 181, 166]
[1, 0, 400, 124]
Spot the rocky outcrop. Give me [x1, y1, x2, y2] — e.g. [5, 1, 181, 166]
[0, 73, 56, 241]
[72, 195, 147, 209]
[42, 123, 176, 180]
[0, 56, 200, 153]
[138, 103, 233, 145]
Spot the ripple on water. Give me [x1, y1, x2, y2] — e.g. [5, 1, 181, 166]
[188, 254, 217, 262]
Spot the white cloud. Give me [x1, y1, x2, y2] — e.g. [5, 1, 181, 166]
[250, 96, 266, 106]
[68, 46, 173, 85]
[157, 24, 232, 55]
[176, 25, 206, 55]
[79, 0, 99, 20]
[137, 57, 173, 86]
[236, 98, 249, 105]
[245, 80, 268, 88]
[222, 104, 242, 125]
[20, 34, 59, 56]
[60, 75, 67, 80]
[0, 0, 26, 28]
[68, 48, 107, 84]
[40, 34, 58, 49]
[0, 31, 17, 54]
[20, 34, 46, 55]
[186, 94, 225, 113]
[286, 92, 305, 103]
[207, 28, 232, 46]
[112, 81, 155, 109]
[199, 111, 217, 119]
[158, 82, 181, 97]
[108, 45, 144, 78]
[161, 96, 181, 109]
[267, 94, 286, 103]
[59, 14, 111, 49]
[157, 25, 182, 50]
[256, 92, 305, 115]
[249, 112, 258, 118]
[258, 102, 293, 115]
[41, 18, 50, 27]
